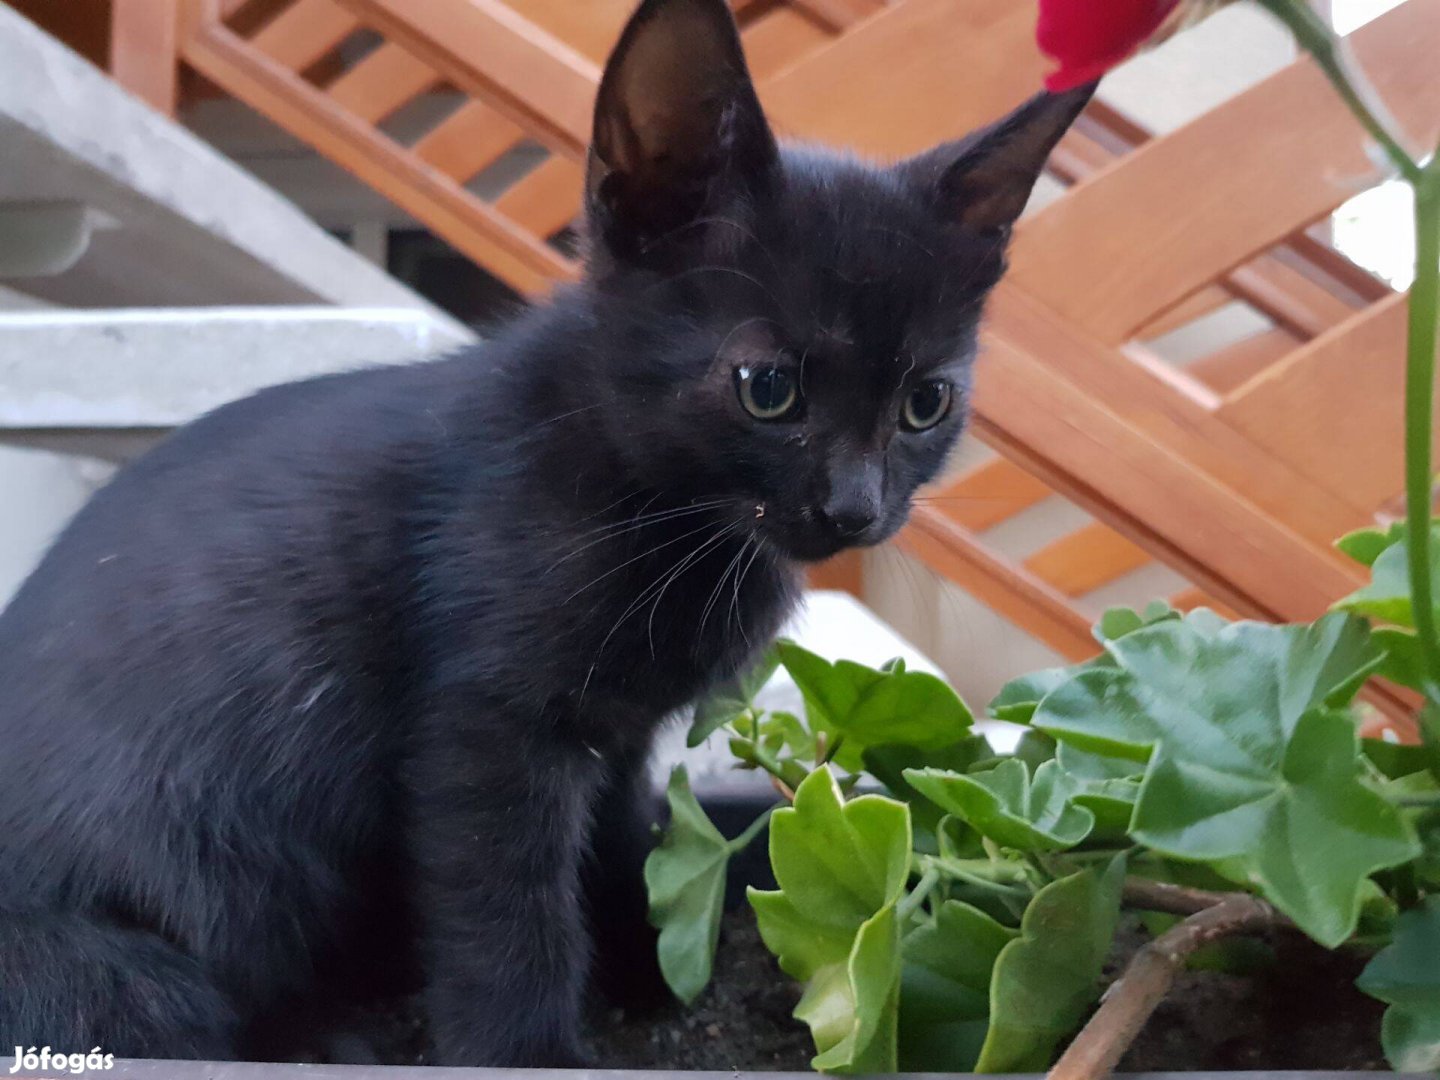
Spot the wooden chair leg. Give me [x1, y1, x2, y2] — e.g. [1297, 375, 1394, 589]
[111, 0, 180, 116]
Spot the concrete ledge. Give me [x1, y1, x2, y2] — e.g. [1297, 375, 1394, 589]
[0, 443, 113, 607]
[0, 3, 465, 329]
[0, 307, 473, 428]
[24, 1060, 1414, 1079]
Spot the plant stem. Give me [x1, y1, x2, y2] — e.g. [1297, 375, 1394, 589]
[1121, 879, 1237, 916]
[898, 865, 941, 921]
[727, 805, 778, 852]
[1122, 877, 1300, 924]
[1391, 792, 1440, 810]
[1257, 0, 1440, 706]
[1404, 166, 1440, 703]
[1254, 0, 1421, 183]
[1048, 894, 1284, 1080]
[768, 772, 796, 803]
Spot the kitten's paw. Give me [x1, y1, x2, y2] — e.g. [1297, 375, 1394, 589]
[595, 929, 671, 1014]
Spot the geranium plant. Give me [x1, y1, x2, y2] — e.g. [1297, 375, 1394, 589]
[647, 1, 1440, 1076]
[646, 608, 1440, 1075]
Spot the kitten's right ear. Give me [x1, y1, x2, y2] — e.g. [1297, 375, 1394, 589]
[586, 0, 778, 261]
[900, 85, 1095, 235]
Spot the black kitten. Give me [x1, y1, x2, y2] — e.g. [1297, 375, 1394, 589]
[0, 0, 1088, 1066]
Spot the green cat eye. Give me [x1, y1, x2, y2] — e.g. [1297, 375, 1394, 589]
[901, 379, 953, 432]
[735, 364, 801, 421]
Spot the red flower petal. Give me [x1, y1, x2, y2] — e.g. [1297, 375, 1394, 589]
[1036, 0, 1181, 89]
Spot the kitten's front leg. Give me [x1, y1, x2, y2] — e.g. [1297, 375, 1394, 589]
[407, 699, 603, 1067]
[584, 733, 668, 1012]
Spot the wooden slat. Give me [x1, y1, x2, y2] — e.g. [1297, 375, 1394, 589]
[1221, 294, 1424, 511]
[334, 0, 599, 159]
[182, 21, 575, 294]
[899, 508, 1099, 662]
[1187, 328, 1299, 394]
[986, 286, 1372, 543]
[790, 0, 883, 33]
[743, 6, 834, 81]
[502, 0, 633, 61]
[250, 0, 358, 72]
[1052, 96, 1377, 348]
[1023, 522, 1150, 598]
[325, 41, 438, 124]
[924, 458, 1054, 532]
[762, 0, 1046, 155]
[1287, 231, 1392, 305]
[110, 0, 180, 116]
[1137, 284, 1235, 341]
[1009, 0, 1440, 344]
[494, 156, 585, 240]
[1223, 253, 1365, 340]
[972, 287, 1369, 622]
[412, 100, 526, 184]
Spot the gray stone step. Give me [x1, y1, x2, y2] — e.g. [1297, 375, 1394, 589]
[0, 306, 473, 431]
[0, 3, 464, 330]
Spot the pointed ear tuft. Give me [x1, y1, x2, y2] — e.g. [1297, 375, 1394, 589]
[587, 0, 777, 256]
[900, 84, 1095, 233]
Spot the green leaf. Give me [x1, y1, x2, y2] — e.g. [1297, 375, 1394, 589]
[1336, 522, 1406, 567]
[1057, 740, 1144, 781]
[989, 657, 1119, 724]
[1363, 737, 1440, 781]
[749, 769, 912, 1072]
[1374, 627, 1427, 692]
[1357, 896, 1440, 1071]
[802, 905, 902, 1073]
[1052, 741, 1141, 837]
[1068, 779, 1141, 839]
[777, 641, 972, 770]
[759, 710, 813, 759]
[905, 760, 1095, 852]
[1095, 602, 1180, 644]
[1012, 729, 1057, 769]
[767, 767, 912, 921]
[1334, 531, 1440, 629]
[988, 605, 1195, 725]
[897, 901, 1017, 1071]
[688, 649, 780, 747]
[975, 858, 1126, 1072]
[864, 736, 995, 848]
[1035, 615, 1413, 946]
[1150, 709, 1416, 945]
[645, 767, 769, 1003]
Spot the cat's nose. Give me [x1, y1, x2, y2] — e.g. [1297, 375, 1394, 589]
[818, 496, 878, 538]
[820, 457, 882, 538]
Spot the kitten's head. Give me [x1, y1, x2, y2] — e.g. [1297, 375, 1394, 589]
[580, 0, 1090, 563]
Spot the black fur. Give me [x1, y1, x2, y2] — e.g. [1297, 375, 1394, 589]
[0, 0, 1089, 1065]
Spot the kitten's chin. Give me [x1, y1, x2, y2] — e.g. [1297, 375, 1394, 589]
[757, 511, 902, 564]
[762, 530, 880, 565]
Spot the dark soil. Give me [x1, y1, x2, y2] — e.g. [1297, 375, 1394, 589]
[586, 912, 813, 1070]
[1111, 920, 1388, 1072]
[299, 913, 1386, 1071]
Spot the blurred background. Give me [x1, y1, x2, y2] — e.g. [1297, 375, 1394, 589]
[0, 0, 1422, 718]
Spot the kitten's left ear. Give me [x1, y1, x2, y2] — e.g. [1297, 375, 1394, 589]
[586, 0, 778, 258]
[900, 84, 1095, 233]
